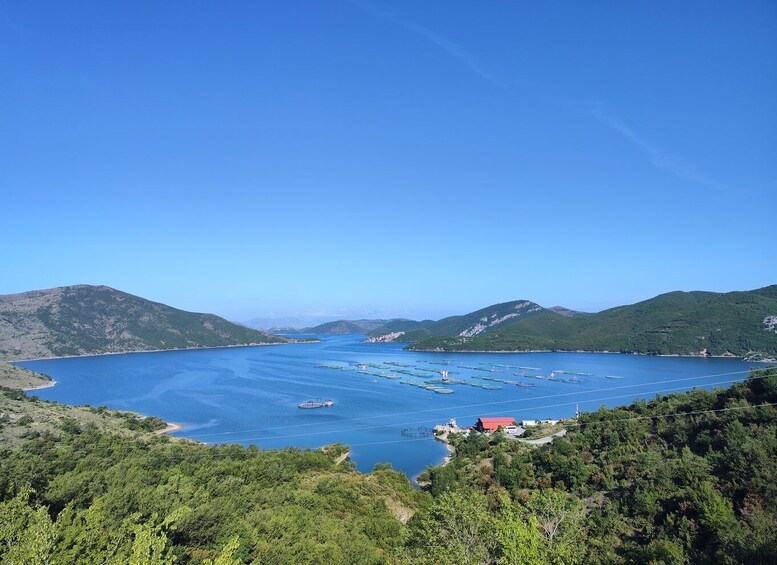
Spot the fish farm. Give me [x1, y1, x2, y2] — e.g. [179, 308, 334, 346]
[313, 359, 606, 396]
[400, 426, 435, 437]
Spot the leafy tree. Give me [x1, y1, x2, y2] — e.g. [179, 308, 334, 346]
[0, 487, 56, 564]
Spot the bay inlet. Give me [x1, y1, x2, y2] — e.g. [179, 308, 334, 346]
[18, 334, 758, 479]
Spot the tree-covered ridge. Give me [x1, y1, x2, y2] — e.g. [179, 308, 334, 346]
[409, 285, 777, 357]
[0, 285, 290, 360]
[409, 367, 777, 564]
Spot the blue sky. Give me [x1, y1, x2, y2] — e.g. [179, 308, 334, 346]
[1, 1, 775, 323]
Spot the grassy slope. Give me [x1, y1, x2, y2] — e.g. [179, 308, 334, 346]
[412, 286, 777, 356]
[0, 285, 289, 360]
[0, 363, 171, 448]
[0, 362, 53, 390]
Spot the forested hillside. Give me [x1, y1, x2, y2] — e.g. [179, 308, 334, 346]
[408, 286, 777, 357]
[410, 366, 777, 564]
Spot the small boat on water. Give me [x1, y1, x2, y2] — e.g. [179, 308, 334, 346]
[606, 375, 625, 379]
[298, 399, 334, 409]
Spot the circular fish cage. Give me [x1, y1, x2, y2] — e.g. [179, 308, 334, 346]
[401, 426, 435, 438]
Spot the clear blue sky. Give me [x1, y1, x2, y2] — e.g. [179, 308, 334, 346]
[1, 1, 775, 322]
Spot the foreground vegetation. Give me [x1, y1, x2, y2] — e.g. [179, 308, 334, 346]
[413, 366, 777, 564]
[1, 365, 775, 563]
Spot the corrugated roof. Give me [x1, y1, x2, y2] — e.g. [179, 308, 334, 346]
[479, 417, 515, 424]
[477, 417, 516, 430]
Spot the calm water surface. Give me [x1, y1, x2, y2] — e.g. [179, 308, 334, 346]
[18, 335, 758, 479]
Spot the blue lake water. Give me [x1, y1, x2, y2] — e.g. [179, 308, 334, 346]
[17, 335, 759, 480]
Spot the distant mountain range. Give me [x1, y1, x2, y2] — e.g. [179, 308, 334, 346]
[0, 285, 290, 361]
[364, 286, 777, 358]
[266, 318, 429, 335]
[4, 284, 774, 361]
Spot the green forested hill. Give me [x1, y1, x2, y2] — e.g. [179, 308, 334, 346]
[409, 366, 777, 564]
[0, 285, 289, 360]
[410, 286, 777, 357]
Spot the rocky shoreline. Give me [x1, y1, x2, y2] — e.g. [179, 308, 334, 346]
[6, 340, 315, 363]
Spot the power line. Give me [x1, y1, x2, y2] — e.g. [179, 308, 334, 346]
[566, 401, 777, 430]
[182, 368, 770, 439]
[19, 375, 775, 464]
[205, 375, 764, 444]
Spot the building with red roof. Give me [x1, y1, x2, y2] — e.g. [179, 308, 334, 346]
[475, 417, 516, 432]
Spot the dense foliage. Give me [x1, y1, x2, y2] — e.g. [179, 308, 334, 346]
[1, 367, 775, 563]
[411, 366, 777, 564]
[409, 286, 777, 356]
[0, 429, 422, 563]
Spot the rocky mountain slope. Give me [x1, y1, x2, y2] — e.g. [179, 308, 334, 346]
[0, 285, 288, 360]
[365, 301, 547, 343]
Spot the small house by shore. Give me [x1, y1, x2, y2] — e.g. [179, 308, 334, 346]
[475, 417, 516, 433]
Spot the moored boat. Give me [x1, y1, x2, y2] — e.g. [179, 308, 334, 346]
[298, 399, 334, 409]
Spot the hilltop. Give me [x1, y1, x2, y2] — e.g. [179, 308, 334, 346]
[267, 318, 428, 335]
[0, 285, 290, 361]
[368, 286, 777, 357]
[365, 301, 546, 343]
[301, 319, 407, 334]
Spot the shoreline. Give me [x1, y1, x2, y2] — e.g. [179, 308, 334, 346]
[156, 422, 184, 435]
[412, 442, 452, 487]
[406, 347, 772, 361]
[8, 341, 293, 363]
[17, 373, 185, 438]
[440, 441, 454, 466]
[22, 379, 58, 392]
